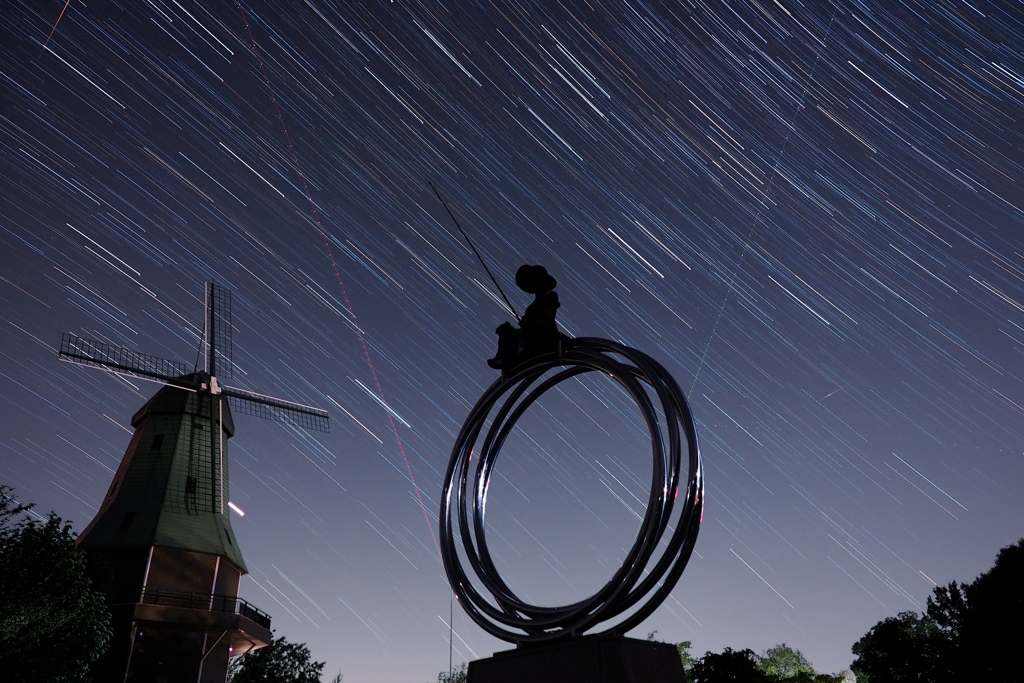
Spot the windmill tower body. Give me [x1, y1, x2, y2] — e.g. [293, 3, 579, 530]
[79, 374, 258, 682]
[62, 285, 328, 683]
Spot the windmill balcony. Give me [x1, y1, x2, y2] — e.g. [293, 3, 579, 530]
[129, 585, 273, 656]
[139, 586, 272, 628]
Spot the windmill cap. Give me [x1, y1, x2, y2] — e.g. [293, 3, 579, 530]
[516, 265, 556, 294]
[130, 373, 235, 437]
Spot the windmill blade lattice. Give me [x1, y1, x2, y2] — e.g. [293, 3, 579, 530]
[223, 387, 330, 433]
[59, 333, 187, 384]
[59, 284, 329, 435]
[206, 282, 233, 380]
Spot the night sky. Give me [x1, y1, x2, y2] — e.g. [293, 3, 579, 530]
[2, 1, 1023, 681]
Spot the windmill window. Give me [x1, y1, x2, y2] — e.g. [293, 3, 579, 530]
[192, 422, 205, 431]
[151, 435, 164, 451]
[224, 529, 233, 546]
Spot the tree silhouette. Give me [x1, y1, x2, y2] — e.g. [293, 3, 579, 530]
[953, 539, 1024, 682]
[926, 581, 967, 639]
[853, 538, 1024, 683]
[228, 634, 325, 683]
[433, 663, 467, 683]
[758, 644, 817, 680]
[676, 639, 698, 675]
[690, 647, 772, 683]
[0, 485, 111, 683]
[851, 611, 953, 683]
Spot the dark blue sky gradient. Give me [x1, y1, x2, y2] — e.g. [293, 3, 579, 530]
[2, 1, 1023, 681]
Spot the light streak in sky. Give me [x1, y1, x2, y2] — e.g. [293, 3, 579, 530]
[274, 564, 331, 620]
[234, 0, 440, 559]
[39, 0, 73, 57]
[891, 452, 967, 512]
[437, 614, 479, 659]
[3, 1, 1023, 681]
[730, 548, 795, 610]
[42, 46, 125, 109]
[366, 519, 418, 569]
[266, 577, 320, 627]
[351, 378, 412, 429]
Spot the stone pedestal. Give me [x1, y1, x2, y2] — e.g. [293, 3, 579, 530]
[467, 635, 686, 683]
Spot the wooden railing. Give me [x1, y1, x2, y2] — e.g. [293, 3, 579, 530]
[138, 586, 272, 629]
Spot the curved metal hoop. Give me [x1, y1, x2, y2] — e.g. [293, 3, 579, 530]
[440, 337, 703, 643]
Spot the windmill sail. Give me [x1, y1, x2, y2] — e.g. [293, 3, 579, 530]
[206, 281, 233, 380]
[60, 333, 330, 432]
[223, 386, 329, 432]
[59, 333, 188, 384]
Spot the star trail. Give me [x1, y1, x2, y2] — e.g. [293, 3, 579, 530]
[2, 1, 1023, 681]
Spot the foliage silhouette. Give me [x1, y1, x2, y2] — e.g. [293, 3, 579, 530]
[0, 485, 111, 683]
[228, 633, 325, 683]
[943, 538, 1023, 682]
[690, 647, 773, 683]
[757, 644, 846, 683]
[851, 611, 952, 683]
[432, 662, 467, 683]
[853, 538, 1024, 683]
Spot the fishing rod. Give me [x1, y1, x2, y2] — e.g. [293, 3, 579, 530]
[429, 181, 521, 323]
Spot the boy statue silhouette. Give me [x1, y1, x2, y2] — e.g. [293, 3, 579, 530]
[488, 265, 566, 372]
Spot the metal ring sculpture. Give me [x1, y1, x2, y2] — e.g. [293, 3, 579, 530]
[440, 337, 703, 643]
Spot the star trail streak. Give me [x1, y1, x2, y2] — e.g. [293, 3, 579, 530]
[2, 1, 1023, 681]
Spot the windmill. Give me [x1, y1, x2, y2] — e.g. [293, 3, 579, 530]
[60, 282, 329, 683]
